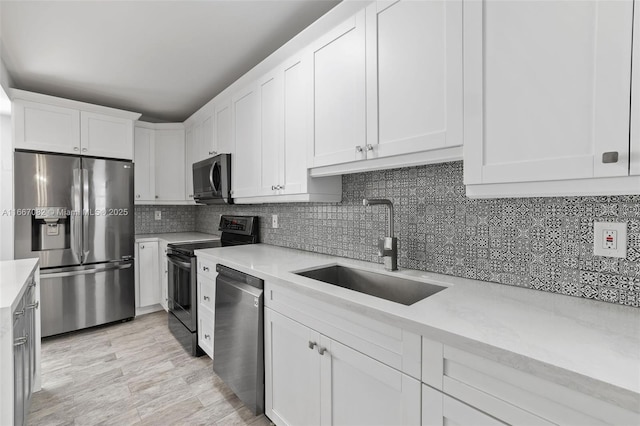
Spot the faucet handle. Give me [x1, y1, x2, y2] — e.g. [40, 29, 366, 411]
[378, 237, 398, 271]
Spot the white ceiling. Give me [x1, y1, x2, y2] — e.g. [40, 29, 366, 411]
[0, 0, 340, 122]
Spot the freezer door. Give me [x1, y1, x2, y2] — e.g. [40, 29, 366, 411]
[14, 151, 82, 268]
[81, 157, 134, 264]
[40, 261, 135, 337]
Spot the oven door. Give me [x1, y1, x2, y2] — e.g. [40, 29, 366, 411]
[167, 253, 196, 332]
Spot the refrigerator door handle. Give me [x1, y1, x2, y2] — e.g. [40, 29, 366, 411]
[41, 262, 133, 278]
[82, 168, 90, 260]
[72, 169, 82, 262]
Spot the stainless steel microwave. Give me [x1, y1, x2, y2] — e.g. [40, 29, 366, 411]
[193, 154, 233, 204]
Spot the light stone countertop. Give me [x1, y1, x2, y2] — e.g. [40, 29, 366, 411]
[195, 243, 640, 413]
[135, 232, 220, 244]
[0, 258, 39, 312]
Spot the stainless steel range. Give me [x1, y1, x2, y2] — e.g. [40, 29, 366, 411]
[166, 215, 259, 356]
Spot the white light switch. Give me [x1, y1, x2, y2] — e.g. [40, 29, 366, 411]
[155, 211, 162, 221]
[594, 221, 627, 258]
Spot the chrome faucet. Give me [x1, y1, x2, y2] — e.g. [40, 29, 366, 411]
[363, 198, 397, 271]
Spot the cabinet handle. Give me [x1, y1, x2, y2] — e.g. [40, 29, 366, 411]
[155, 195, 159, 199]
[203, 295, 210, 301]
[203, 266, 209, 272]
[365, 144, 374, 152]
[26, 301, 39, 310]
[355, 146, 363, 153]
[140, 245, 144, 249]
[14, 336, 28, 347]
[308, 341, 317, 350]
[204, 334, 210, 340]
[602, 151, 619, 163]
[317, 346, 328, 355]
[136, 195, 141, 199]
[74, 147, 80, 151]
[209, 151, 217, 156]
[271, 185, 276, 190]
[14, 309, 24, 318]
[82, 148, 88, 152]
[28, 280, 36, 289]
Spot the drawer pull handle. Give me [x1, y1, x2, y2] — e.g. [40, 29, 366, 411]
[602, 151, 619, 163]
[203, 296, 210, 301]
[202, 266, 209, 272]
[14, 336, 27, 346]
[14, 309, 24, 318]
[204, 334, 210, 340]
[26, 301, 39, 310]
[308, 341, 317, 350]
[317, 346, 328, 356]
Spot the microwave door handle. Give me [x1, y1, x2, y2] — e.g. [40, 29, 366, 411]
[209, 162, 216, 192]
[82, 168, 90, 260]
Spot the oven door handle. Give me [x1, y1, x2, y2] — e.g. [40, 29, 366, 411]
[167, 255, 192, 269]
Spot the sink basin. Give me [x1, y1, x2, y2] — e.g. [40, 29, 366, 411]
[295, 265, 446, 305]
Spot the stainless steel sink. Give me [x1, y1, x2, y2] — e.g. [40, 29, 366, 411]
[295, 265, 446, 305]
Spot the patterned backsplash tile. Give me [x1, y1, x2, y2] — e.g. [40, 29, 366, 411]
[194, 161, 640, 308]
[135, 205, 196, 234]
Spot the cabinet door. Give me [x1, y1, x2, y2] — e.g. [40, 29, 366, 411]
[201, 114, 216, 159]
[631, 3, 640, 176]
[422, 385, 506, 426]
[133, 127, 155, 202]
[260, 73, 284, 195]
[366, 0, 462, 159]
[13, 100, 81, 154]
[215, 101, 233, 154]
[281, 57, 309, 195]
[185, 126, 195, 202]
[320, 336, 421, 426]
[265, 308, 321, 426]
[159, 243, 169, 311]
[464, 0, 633, 185]
[311, 11, 366, 167]
[80, 111, 134, 159]
[137, 242, 160, 307]
[154, 129, 185, 201]
[232, 85, 262, 198]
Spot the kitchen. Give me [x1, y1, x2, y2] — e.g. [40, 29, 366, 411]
[0, 0, 639, 425]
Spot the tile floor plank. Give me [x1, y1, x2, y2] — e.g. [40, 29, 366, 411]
[28, 311, 272, 426]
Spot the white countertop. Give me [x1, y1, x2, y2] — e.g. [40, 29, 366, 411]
[0, 258, 39, 312]
[135, 232, 220, 244]
[195, 244, 640, 411]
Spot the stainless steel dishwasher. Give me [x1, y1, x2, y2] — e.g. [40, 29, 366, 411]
[213, 264, 264, 415]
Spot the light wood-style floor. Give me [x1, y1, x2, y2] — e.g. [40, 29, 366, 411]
[28, 311, 272, 426]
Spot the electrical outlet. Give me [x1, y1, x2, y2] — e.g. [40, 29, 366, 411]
[594, 221, 627, 258]
[272, 214, 278, 229]
[154, 211, 162, 221]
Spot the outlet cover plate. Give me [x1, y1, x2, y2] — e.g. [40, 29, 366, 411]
[593, 221, 627, 258]
[272, 214, 278, 229]
[154, 211, 162, 221]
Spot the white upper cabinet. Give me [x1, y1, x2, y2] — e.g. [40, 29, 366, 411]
[310, 10, 367, 168]
[630, 2, 640, 177]
[214, 100, 233, 155]
[12, 91, 139, 159]
[200, 114, 215, 159]
[185, 126, 195, 201]
[366, 0, 462, 159]
[154, 128, 185, 201]
[13, 101, 81, 154]
[464, 0, 640, 197]
[259, 73, 283, 196]
[80, 111, 134, 159]
[232, 84, 262, 199]
[133, 126, 155, 202]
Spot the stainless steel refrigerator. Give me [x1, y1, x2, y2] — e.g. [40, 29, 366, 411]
[14, 151, 135, 337]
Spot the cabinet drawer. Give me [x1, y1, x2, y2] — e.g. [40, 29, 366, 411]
[197, 257, 217, 280]
[422, 338, 640, 425]
[198, 275, 215, 312]
[265, 280, 421, 379]
[198, 306, 214, 359]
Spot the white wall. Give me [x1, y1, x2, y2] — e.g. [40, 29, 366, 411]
[0, 83, 13, 260]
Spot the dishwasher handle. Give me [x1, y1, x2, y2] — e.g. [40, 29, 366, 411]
[216, 264, 264, 289]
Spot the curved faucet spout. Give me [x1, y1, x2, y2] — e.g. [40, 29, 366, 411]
[362, 198, 394, 237]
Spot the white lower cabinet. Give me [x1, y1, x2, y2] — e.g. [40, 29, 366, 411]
[159, 241, 169, 312]
[134, 241, 162, 315]
[197, 259, 217, 359]
[265, 308, 420, 426]
[422, 385, 505, 426]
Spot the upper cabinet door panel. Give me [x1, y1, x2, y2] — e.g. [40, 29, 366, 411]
[311, 11, 367, 167]
[282, 58, 309, 195]
[13, 101, 81, 154]
[232, 86, 262, 198]
[201, 114, 215, 160]
[215, 101, 233, 155]
[368, 0, 462, 158]
[80, 111, 134, 159]
[464, 0, 633, 185]
[133, 127, 155, 201]
[631, 1, 640, 176]
[154, 129, 185, 201]
[260, 75, 283, 195]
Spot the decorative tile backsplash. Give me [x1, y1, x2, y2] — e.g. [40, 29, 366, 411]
[135, 205, 196, 234]
[195, 161, 640, 308]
